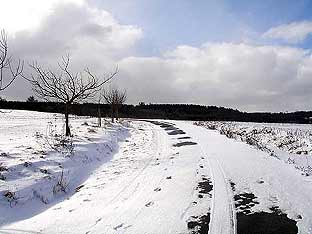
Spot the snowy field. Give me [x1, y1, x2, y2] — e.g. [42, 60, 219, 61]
[0, 111, 312, 233]
[0, 110, 130, 226]
[195, 121, 312, 176]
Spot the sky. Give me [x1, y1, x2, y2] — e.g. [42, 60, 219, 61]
[1, 0, 312, 112]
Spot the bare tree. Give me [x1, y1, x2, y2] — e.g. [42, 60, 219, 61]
[115, 88, 126, 121]
[102, 88, 115, 123]
[24, 55, 118, 136]
[0, 29, 23, 92]
[102, 87, 126, 123]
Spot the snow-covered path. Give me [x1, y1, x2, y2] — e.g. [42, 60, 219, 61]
[2, 120, 312, 233]
[208, 158, 236, 234]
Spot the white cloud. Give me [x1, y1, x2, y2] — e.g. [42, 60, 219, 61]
[119, 43, 312, 112]
[9, 2, 142, 59]
[0, 0, 85, 34]
[1, 0, 142, 101]
[263, 21, 312, 44]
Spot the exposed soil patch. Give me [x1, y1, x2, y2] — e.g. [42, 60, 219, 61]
[232, 183, 298, 234]
[187, 177, 213, 232]
[235, 193, 260, 214]
[164, 126, 179, 131]
[237, 210, 298, 234]
[198, 178, 213, 195]
[145, 121, 174, 129]
[145, 120, 186, 135]
[160, 124, 175, 129]
[155, 122, 176, 130]
[178, 136, 191, 139]
[168, 130, 186, 135]
[187, 213, 211, 234]
[173, 141, 198, 147]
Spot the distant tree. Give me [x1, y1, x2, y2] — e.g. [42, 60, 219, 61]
[102, 87, 126, 122]
[114, 88, 126, 121]
[0, 29, 23, 92]
[24, 54, 118, 136]
[102, 88, 116, 123]
[26, 95, 38, 102]
[0, 96, 7, 102]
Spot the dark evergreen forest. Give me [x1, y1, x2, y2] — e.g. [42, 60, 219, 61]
[1, 100, 312, 124]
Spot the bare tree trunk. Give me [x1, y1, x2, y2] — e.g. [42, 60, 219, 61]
[116, 106, 119, 121]
[111, 104, 114, 123]
[65, 104, 71, 136]
[97, 104, 101, 127]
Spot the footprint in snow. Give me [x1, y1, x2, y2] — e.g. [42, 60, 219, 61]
[114, 223, 124, 230]
[145, 201, 154, 207]
[75, 184, 85, 192]
[95, 218, 102, 225]
[154, 187, 161, 192]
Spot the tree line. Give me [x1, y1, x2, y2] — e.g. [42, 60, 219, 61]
[1, 100, 312, 124]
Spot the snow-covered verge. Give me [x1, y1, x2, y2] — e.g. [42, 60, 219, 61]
[195, 121, 312, 176]
[173, 121, 312, 234]
[1, 119, 213, 234]
[0, 109, 130, 226]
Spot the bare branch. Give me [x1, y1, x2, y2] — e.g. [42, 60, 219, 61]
[0, 29, 23, 91]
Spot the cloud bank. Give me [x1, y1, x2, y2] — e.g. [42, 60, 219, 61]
[119, 43, 312, 112]
[2, 1, 312, 112]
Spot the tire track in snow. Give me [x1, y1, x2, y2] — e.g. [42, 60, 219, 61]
[208, 158, 237, 234]
[196, 145, 236, 234]
[172, 121, 237, 234]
